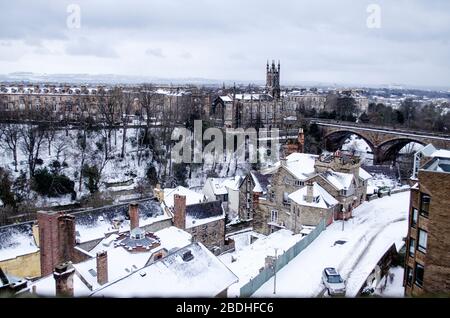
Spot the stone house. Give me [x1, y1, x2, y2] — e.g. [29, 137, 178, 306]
[311, 153, 371, 219]
[253, 153, 318, 234]
[288, 181, 339, 232]
[253, 152, 371, 234]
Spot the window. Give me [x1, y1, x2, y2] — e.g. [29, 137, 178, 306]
[418, 229, 428, 253]
[295, 180, 304, 187]
[411, 208, 418, 228]
[414, 263, 424, 287]
[223, 194, 228, 202]
[283, 192, 290, 205]
[406, 266, 413, 286]
[409, 238, 415, 257]
[271, 210, 278, 223]
[420, 193, 430, 217]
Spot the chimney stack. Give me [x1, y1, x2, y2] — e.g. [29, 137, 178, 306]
[53, 262, 75, 297]
[173, 194, 186, 230]
[96, 251, 108, 285]
[38, 211, 76, 277]
[129, 202, 139, 230]
[306, 181, 314, 203]
[38, 211, 60, 276]
[58, 214, 76, 264]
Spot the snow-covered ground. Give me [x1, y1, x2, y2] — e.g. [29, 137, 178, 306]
[251, 191, 410, 297]
[0, 124, 251, 208]
[366, 173, 404, 195]
[374, 266, 405, 297]
[345, 221, 406, 297]
[219, 229, 305, 297]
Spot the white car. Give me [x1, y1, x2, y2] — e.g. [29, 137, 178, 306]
[322, 267, 346, 296]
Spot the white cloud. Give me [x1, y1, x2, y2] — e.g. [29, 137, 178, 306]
[0, 0, 449, 87]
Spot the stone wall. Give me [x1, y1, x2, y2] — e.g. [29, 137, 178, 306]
[187, 218, 225, 253]
[405, 169, 450, 296]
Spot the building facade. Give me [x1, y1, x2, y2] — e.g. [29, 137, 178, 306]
[404, 156, 450, 296]
[266, 60, 281, 99]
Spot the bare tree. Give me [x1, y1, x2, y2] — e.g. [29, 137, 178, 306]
[120, 90, 134, 158]
[54, 139, 68, 161]
[19, 124, 46, 177]
[138, 86, 163, 166]
[0, 123, 21, 172]
[97, 88, 117, 154]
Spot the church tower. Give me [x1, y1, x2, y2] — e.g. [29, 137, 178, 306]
[266, 60, 280, 99]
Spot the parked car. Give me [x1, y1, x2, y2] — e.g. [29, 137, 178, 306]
[377, 186, 391, 197]
[322, 267, 346, 296]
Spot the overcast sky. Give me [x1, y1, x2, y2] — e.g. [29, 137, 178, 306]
[0, 0, 449, 87]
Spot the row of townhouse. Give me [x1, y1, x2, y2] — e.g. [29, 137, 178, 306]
[0, 84, 209, 124]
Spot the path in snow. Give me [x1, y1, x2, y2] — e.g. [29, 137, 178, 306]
[252, 192, 410, 298]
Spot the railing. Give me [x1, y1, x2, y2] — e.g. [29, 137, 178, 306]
[239, 218, 326, 297]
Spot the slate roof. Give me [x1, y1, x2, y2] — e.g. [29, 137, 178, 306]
[72, 198, 163, 227]
[185, 200, 223, 220]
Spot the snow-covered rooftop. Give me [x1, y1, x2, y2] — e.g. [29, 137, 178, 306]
[91, 242, 238, 297]
[207, 177, 241, 195]
[359, 167, 372, 181]
[288, 182, 338, 209]
[431, 149, 450, 159]
[185, 201, 225, 229]
[163, 186, 205, 208]
[250, 172, 263, 193]
[324, 170, 354, 190]
[261, 153, 318, 180]
[0, 222, 39, 262]
[28, 226, 192, 296]
[73, 199, 169, 243]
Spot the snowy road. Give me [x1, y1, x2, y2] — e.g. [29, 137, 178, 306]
[252, 192, 410, 297]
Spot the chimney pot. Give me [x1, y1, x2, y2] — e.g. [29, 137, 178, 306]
[53, 262, 75, 297]
[96, 251, 108, 285]
[306, 181, 314, 203]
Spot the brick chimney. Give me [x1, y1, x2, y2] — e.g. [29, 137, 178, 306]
[306, 181, 314, 203]
[38, 211, 76, 277]
[96, 251, 108, 285]
[128, 202, 139, 230]
[58, 214, 76, 264]
[173, 194, 186, 230]
[53, 262, 75, 297]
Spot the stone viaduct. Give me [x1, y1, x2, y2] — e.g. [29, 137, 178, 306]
[312, 120, 450, 164]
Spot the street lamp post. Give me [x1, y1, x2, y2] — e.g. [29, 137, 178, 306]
[273, 248, 278, 295]
[342, 207, 346, 231]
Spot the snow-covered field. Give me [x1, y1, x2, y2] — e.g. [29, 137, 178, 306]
[0, 124, 251, 207]
[250, 191, 410, 297]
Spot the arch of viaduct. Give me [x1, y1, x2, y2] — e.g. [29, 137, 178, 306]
[316, 122, 450, 164]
